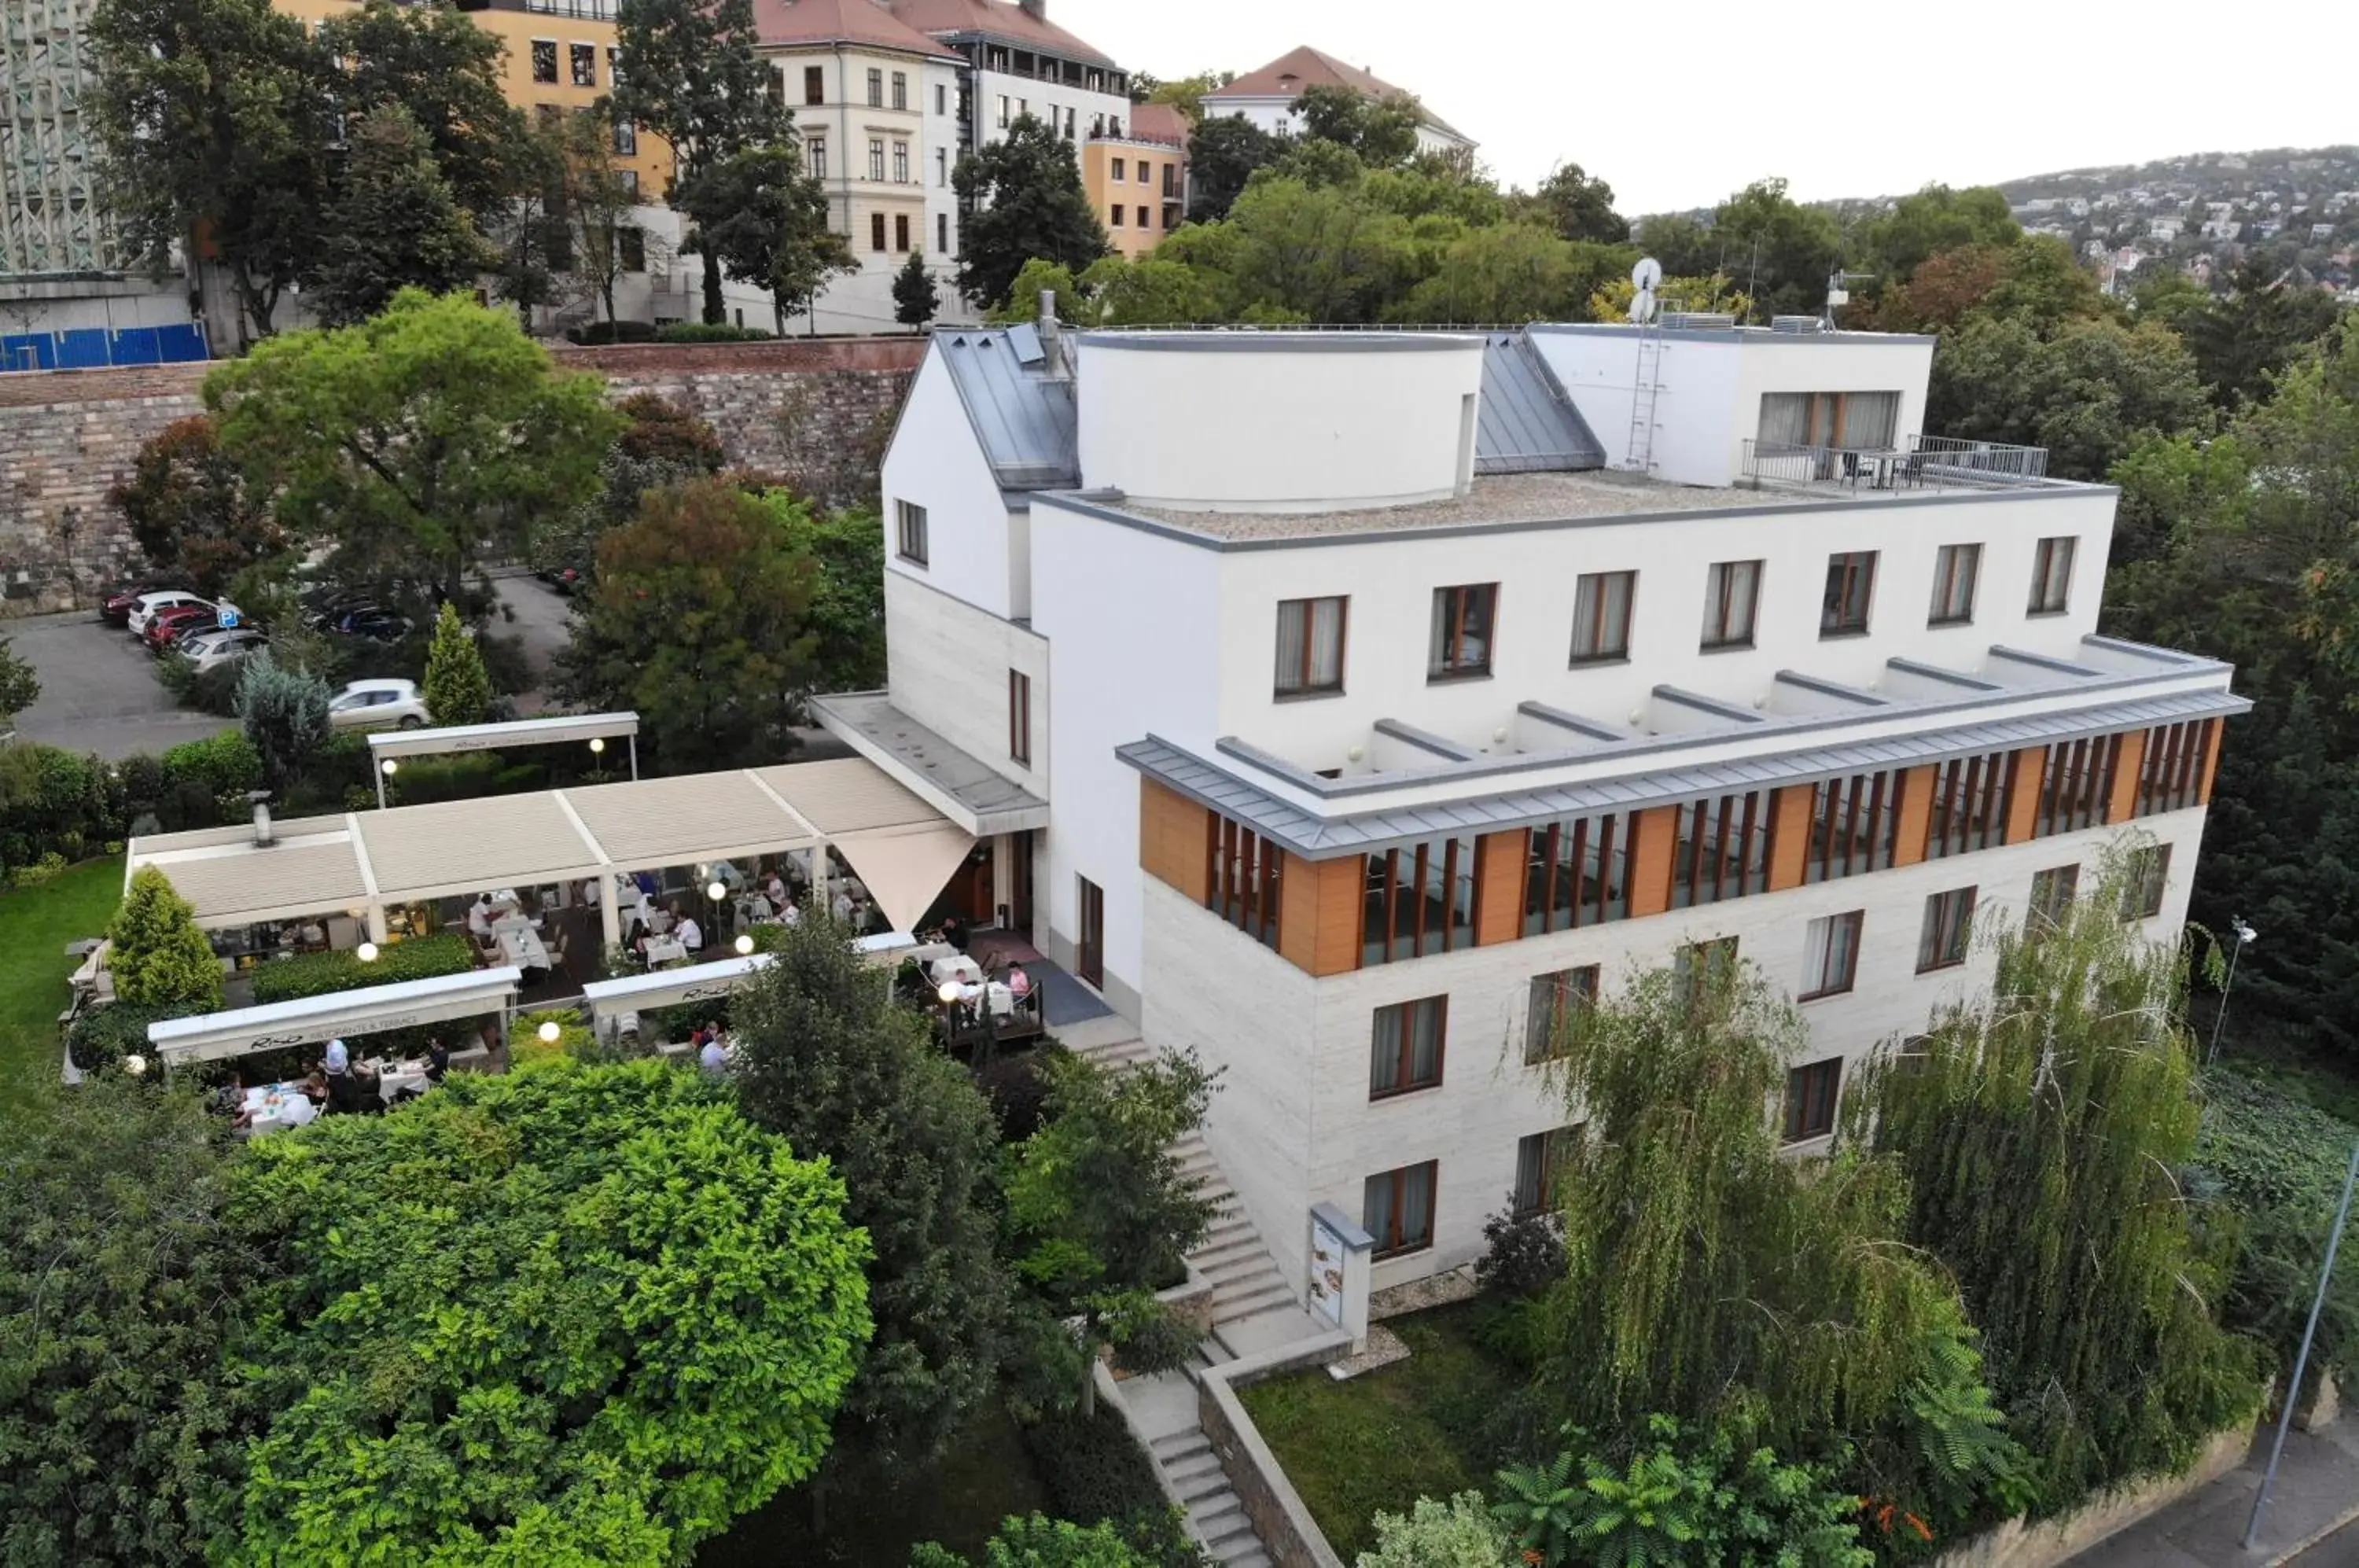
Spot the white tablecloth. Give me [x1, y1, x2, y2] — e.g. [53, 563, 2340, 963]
[951, 981, 1014, 1018]
[929, 955, 983, 988]
[366, 1058, 432, 1100]
[498, 927, 550, 970]
[243, 1083, 317, 1135]
[644, 937, 687, 966]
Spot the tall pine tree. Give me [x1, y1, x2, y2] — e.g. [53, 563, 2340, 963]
[311, 105, 491, 326]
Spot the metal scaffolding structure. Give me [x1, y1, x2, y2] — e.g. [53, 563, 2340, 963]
[0, 0, 120, 278]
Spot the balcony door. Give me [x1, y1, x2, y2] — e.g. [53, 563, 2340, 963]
[1076, 874, 1104, 989]
[1757, 390, 1901, 451]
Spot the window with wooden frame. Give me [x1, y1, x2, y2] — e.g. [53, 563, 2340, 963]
[569, 41, 596, 86]
[1670, 790, 1775, 909]
[1757, 390, 1902, 451]
[1805, 767, 1908, 882]
[807, 138, 826, 179]
[893, 142, 909, 184]
[1428, 583, 1497, 680]
[1821, 551, 1877, 637]
[1364, 1161, 1437, 1258]
[890, 70, 907, 109]
[1204, 812, 1282, 950]
[1800, 911, 1862, 999]
[1076, 876, 1104, 987]
[867, 138, 885, 181]
[1513, 1125, 1581, 1216]
[1674, 936, 1739, 1004]
[1369, 996, 1446, 1099]
[2029, 863, 2079, 931]
[803, 64, 824, 105]
[1783, 1058, 1842, 1143]
[894, 213, 910, 251]
[893, 499, 928, 565]
[1007, 670, 1031, 765]
[1524, 966, 1599, 1064]
[2029, 536, 2076, 615]
[1702, 559, 1761, 650]
[1927, 543, 1982, 626]
[1927, 749, 2014, 857]
[1570, 571, 1636, 664]
[1917, 886, 1975, 972]
[1522, 815, 1632, 936]
[1274, 596, 1346, 698]
[870, 212, 886, 251]
[2033, 734, 2124, 837]
[866, 67, 883, 106]
[2122, 844, 2171, 920]
[2135, 718, 2216, 816]
[1361, 834, 1482, 966]
[531, 39, 558, 82]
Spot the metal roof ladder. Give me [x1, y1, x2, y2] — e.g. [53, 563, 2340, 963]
[1623, 324, 1662, 474]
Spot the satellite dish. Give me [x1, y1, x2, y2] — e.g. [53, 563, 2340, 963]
[1631, 256, 1664, 291]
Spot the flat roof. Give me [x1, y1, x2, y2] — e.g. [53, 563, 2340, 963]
[811, 690, 1051, 837]
[366, 710, 637, 761]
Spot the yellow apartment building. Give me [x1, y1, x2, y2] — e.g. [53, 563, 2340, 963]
[1080, 101, 1185, 258]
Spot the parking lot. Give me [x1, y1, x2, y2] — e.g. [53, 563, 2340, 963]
[7, 608, 234, 760]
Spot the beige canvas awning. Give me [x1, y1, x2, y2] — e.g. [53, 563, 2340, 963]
[834, 823, 977, 933]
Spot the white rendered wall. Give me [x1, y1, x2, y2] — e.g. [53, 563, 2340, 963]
[1075, 337, 1486, 511]
[879, 349, 1018, 620]
[1529, 331, 1742, 484]
[1732, 334, 1935, 461]
[882, 572, 1050, 800]
[973, 71, 1129, 153]
[922, 60, 964, 264]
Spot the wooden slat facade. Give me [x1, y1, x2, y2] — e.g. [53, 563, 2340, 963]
[1626, 806, 1678, 918]
[1139, 780, 1210, 902]
[1768, 784, 1815, 891]
[1275, 852, 1364, 977]
[2105, 729, 2146, 824]
[1892, 764, 1937, 867]
[1474, 829, 1529, 946]
[2004, 747, 2045, 844]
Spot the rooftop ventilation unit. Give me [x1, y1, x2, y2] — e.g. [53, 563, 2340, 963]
[1660, 311, 1736, 329]
[1771, 315, 1824, 333]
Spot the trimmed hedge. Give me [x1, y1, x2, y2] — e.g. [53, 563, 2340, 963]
[654, 322, 775, 343]
[569, 319, 660, 344]
[160, 731, 262, 797]
[247, 931, 476, 1005]
[65, 1003, 176, 1076]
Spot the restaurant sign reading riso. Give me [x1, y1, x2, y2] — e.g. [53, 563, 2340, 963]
[245, 1010, 432, 1051]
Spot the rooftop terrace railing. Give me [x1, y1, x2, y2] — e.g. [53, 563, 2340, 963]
[1741, 435, 2052, 494]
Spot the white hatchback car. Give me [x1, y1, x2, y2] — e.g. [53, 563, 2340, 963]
[126, 590, 210, 635]
[327, 678, 431, 731]
[182, 628, 269, 674]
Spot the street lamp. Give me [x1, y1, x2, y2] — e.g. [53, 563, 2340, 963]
[705, 880, 727, 903]
[537, 1019, 562, 1043]
[2206, 918, 2258, 1067]
[123, 1053, 147, 1077]
[356, 941, 379, 963]
[734, 933, 755, 956]
[589, 737, 605, 755]
[381, 759, 398, 776]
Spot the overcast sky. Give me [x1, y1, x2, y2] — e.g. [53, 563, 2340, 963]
[1058, 0, 2349, 215]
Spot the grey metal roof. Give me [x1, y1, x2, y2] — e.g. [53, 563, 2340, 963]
[936, 329, 1079, 490]
[1476, 333, 1606, 473]
[808, 690, 1051, 836]
[1117, 686, 2250, 861]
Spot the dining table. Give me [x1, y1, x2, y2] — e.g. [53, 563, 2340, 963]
[242, 1081, 317, 1135]
[497, 925, 550, 972]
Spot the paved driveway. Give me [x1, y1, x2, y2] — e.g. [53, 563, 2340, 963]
[6, 610, 234, 760]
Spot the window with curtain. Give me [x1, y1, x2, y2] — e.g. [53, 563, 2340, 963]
[1670, 790, 1774, 909]
[2030, 536, 2076, 614]
[1928, 543, 1981, 625]
[1783, 1058, 1842, 1142]
[1428, 583, 1496, 680]
[1821, 551, 1877, 636]
[1928, 750, 2013, 857]
[1756, 391, 1902, 449]
[1524, 966, 1598, 1064]
[1800, 911, 1862, 999]
[1523, 815, 1632, 935]
[1364, 1161, 1437, 1257]
[1570, 571, 1636, 663]
[1514, 1126, 1580, 1216]
[1917, 886, 1975, 972]
[1362, 836, 1482, 965]
[1274, 597, 1347, 696]
[1702, 559, 1761, 650]
[1369, 996, 1447, 1099]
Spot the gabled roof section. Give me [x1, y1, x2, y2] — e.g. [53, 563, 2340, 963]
[934, 328, 1078, 489]
[887, 0, 1118, 68]
[1478, 333, 1605, 473]
[1203, 44, 1465, 139]
[1123, 103, 1190, 149]
[754, 0, 964, 58]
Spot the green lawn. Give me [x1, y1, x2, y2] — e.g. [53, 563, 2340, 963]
[0, 856, 123, 1092]
[1238, 1300, 1530, 1561]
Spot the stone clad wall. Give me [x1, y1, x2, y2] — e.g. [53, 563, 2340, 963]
[0, 337, 925, 614]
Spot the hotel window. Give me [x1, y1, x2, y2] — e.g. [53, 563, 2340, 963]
[891, 70, 907, 109]
[1525, 814, 1632, 935]
[1918, 886, 1975, 972]
[1205, 813, 1283, 949]
[937, 213, 949, 253]
[1109, 204, 1123, 227]
[2122, 844, 2171, 920]
[894, 499, 927, 565]
[867, 139, 885, 181]
[997, 94, 1010, 127]
[613, 117, 637, 156]
[609, 45, 623, 88]
[1757, 389, 1901, 451]
[1570, 570, 1636, 664]
[866, 68, 883, 106]
[570, 41, 595, 86]
[1076, 876, 1104, 988]
[1138, 160, 1152, 185]
[1525, 966, 1598, 1064]
[936, 147, 947, 186]
[1821, 550, 1877, 637]
[617, 168, 638, 196]
[1112, 156, 1125, 180]
[1274, 596, 1346, 698]
[1364, 1161, 1437, 1259]
[894, 213, 910, 251]
[1800, 911, 1862, 1000]
[1701, 559, 1761, 650]
[1783, 1058, 1842, 1143]
[1429, 583, 1496, 680]
[531, 39, 558, 83]
[2135, 718, 2216, 815]
[1806, 767, 1908, 882]
[1674, 937, 1740, 1005]
[1369, 996, 1446, 1099]
[2030, 536, 2076, 615]
[1514, 1127, 1580, 1217]
[1015, 97, 1026, 118]
[935, 83, 947, 114]
[1363, 835, 1482, 966]
[804, 64, 824, 105]
[1164, 163, 1179, 197]
[1006, 668, 1030, 764]
[807, 138, 826, 179]
[1671, 790, 1774, 909]
[1927, 749, 2013, 857]
[869, 212, 886, 251]
[2033, 734, 2124, 837]
[2029, 864, 2079, 932]
[893, 141, 908, 182]
[1928, 543, 1981, 625]
[617, 226, 645, 272]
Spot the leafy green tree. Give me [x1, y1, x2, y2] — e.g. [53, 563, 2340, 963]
[1706, 178, 1844, 321]
[107, 415, 285, 598]
[234, 650, 331, 797]
[729, 911, 1016, 1474]
[421, 601, 492, 727]
[894, 249, 941, 328]
[107, 864, 223, 1011]
[554, 478, 817, 771]
[955, 116, 1110, 309]
[1525, 160, 1629, 244]
[2127, 268, 2214, 333]
[1927, 314, 2210, 480]
[2183, 258, 2349, 410]
[312, 0, 523, 221]
[1081, 253, 1223, 326]
[614, 0, 789, 322]
[207, 290, 620, 610]
[773, 499, 886, 692]
[1358, 1493, 1517, 1568]
[223, 1059, 870, 1563]
[0, 635, 41, 728]
[1849, 184, 2019, 285]
[1185, 112, 1285, 223]
[310, 103, 494, 327]
[1854, 851, 2262, 1504]
[1395, 223, 1625, 324]
[995, 259, 1084, 322]
[911, 1514, 1165, 1568]
[677, 142, 855, 333]
[1221, 175, 1414, 322]
[0, 1078, 263, 1566]
[1292, 84, 1421, 169]
[1006, 1048, 1217, 1412]
[85, 0, 330, 340]
[554, 100, 658, 328]
[1629, 211, 1713, 278]
[538, 394, 727, 584]
[1862, 242, 2009, 333]
[1138, 68, 1232, 120]
[486, 116, 572, 329]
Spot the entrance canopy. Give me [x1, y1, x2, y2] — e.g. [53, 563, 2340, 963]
[146, 966, 524, 1068]
[581, 953, 769, 1033]
[367, 710, 639, 764]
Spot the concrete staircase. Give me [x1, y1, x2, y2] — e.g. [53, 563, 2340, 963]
[1152, 1424, 1272, 1567]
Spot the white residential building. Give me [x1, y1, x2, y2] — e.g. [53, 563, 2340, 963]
[819, 316, 2242, 1303]
[1201, 46, 1475, 160]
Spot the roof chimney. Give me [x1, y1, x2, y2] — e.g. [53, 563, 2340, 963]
[250, 791, 275, 848]
[1018, 0, 1043, 15]
[1037, 289, 1058, 348]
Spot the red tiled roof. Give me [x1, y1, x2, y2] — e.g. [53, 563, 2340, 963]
[1202, 46, 1407, 105]
[886, 0, 1118, 70]
[754, 0, 962, 58]
[1124, 103, 1189, 149]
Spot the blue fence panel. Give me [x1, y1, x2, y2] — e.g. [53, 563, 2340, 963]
[53, 329, 111, 370]
[0, 334, 57, 371]
[0, 321, 211, 374]
[156, 323, 210, 363]
[108, 327, 163, 366]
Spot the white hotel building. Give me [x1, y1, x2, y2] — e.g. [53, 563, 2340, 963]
[815, 315, 2243, 1301]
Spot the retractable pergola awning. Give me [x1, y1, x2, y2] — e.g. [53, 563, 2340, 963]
[578, 933, 930, 1036]
[145, 966, 524, 1068]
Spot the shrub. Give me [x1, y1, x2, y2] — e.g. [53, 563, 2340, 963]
[1360, 1493, 1517, 1568]
[977, 1047, 1055, 1142]
[913, 1514, 1187, 1568]
[655, 321, 775, 342]
[1020, 1405, 1182, 1546]
[384, 751, 507, 805]
[0, 742, 117, 870]
[1474, 1205, 1566, 1300]
[234, 653, 332, 797]
[10, 851, 68, 889]
[568, 318, 660, 344]
[65, 1003, 176, 1076]
[247, 931, 475, 1005]
[156, 650, 246, 716]
[160, 730, 262, 799]
[107, 866, 223, 1013]
[421, 602, 492, 726]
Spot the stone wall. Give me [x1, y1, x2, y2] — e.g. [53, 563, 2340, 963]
[1198, 1331, 1356, 1568]
[0, 337, 925, 615]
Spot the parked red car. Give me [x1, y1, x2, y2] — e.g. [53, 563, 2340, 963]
[145, 603, 217, 652]
[102, 582, 181, 627]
